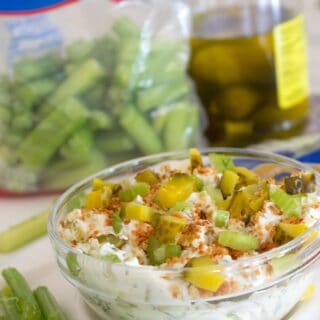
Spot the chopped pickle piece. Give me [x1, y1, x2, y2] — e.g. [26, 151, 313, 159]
[209, 153, 235, 172]
[204, 185, 224, 204]
[92, 178, 108, 191]
[119, 182, 150, 202]
[278, 223, 308, 238]
[218, 231, 259, 252]
[147, 236, 181, 265]
[157, 173, 197, 208]
[220, 170, 239, 197]
[154, 214, 187, 243]
[189, 148, 203, 170]
[229, 192, 246, 219]
[124, 203, 154, 222]
[187, 256, 213, 267]
[184, 265, 225, 292]
[86, 190, 103, 209]
[112, 212, 122, 234]
[270, 187, 302, 217]
[233, 166, 259, 185]
[214, 210, 230, 228]
[217, 196, 232, 210]
[135, 169, 159, 185]
[284, 173, 316, 195]
[169, 201, 192, 214]
[98, 234, 126, 248]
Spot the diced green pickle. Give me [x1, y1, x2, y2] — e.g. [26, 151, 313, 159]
[157, 173, 197, 208]
[135, 169, 159, 185]
[233, 166, 259, 185]
[154, 214, 187, 243]
[189, 148, 203, 170]
[220, 170, 239, 197]
[124, 203, 154, 222]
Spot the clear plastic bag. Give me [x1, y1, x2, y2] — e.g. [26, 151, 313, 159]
[0, 0, 201, 194]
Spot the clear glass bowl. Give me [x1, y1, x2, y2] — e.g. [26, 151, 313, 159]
[48, 148, 320, 320]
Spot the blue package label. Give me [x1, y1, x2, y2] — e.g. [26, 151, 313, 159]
[0, 0, 77, 15]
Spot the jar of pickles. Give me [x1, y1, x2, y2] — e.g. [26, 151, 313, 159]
[188, 0, 310, 146]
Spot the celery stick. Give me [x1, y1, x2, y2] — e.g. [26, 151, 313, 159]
[17, 98, 87, 169]
[209, 153, 235, 172]
[119, 106, 163, 154]
[15, 78, 58, 108]
[112, 17, 140, 39]
[59, 128, 94, 160]
[218, 231, 259, 252]
[66, 40, 94, 62]
[137, 81, 189, 112]
[0, 210, 48, 253]
[34, 286, 67, 320]
[0, 296, 22, 320]
[88, 110, 114, 130]
[163, 103, 196, 151]
[14, 52, 63, 82]
[270, 187, 302, 217]
[96, 133, 135, 153]
[48, 59, 104, 107]
[2, 268, 41, 320]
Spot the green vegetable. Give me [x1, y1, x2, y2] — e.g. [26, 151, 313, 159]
[112, 213, 123, 234]
[66, 40, 94, 62]
[2, 268, 42, 320]
[209, 153, 235, 172]
[0, 210, 48, 253]
[17, 98, 87, 170]
[0, 296, 22, 320]
[169, 201, 192, 214]
[34, 286, 67, 320]
[102, 255, 121, 263]
[218, 231, 259, 252]
[112, 17, 140, 39]
[66, 253, 81, 276]
[214, 210, 230, 228]
[14, 52, 63, 82]
[203, 185, 224, 204]
[163, 103, 198, 151]
[119, 106, 163, 154]
[137, 81, 188, 111]
[270, 187, 302, 217]
[97, 133, 135, 153]
[119, 182, 150, 201]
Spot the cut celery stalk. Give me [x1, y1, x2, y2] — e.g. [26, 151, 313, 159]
[0, 210, 48, 253]
[218, 231, 259, 251]
[270, 187, 302, 217]
[209, 153, 235, 172]
[214, 210, 230, 228]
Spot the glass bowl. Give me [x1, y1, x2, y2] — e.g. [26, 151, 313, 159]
[48, 148, 320, 320]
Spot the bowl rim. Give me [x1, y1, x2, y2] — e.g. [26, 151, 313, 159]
[48, 147, 320, 273]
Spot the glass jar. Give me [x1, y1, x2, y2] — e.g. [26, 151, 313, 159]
[188, 0, 310, 146]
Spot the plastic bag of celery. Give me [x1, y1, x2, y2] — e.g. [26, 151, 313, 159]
[0, 0, 201, 194]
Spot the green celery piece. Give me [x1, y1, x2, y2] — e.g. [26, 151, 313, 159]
[2, 268, 41, 320]
[270, 187, 302, 217]
[34, 287, 67, 320]
[42, 151, 106, 190]
[218, 231, 259, 252]
[137, 81, 189, 112]
[150, 105, 172, 134]
[112, 212, 122, 234]
[66, 40, 94, 62]
[119, 106, 163, 154]
[119, 182, 150, 202]
[17, 98, 87, 169]
[46, 59, 105, 109]
[10, 109, 33, 132]
[209, 153, 235, 172]
[169, 201, 192, 214]
[88, 110, 114, 130]
[66, 253, 81, 276]
[0, 210, 48, 253]
[112, 17, 140, 39]
[101, 255, 121, 263]
[0, 296, 22, 320]
[163, 103, 198, 151]
[15, 78, 58, 108]
[214, 210, 230, 228]
[204, 185, 224, 204]
[59, 128, 94, 160]
[96, 133, 135, 153]
[0, 105, 11, 128]
[14, 52, 63, 82]
[82, 82, 106, 108]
